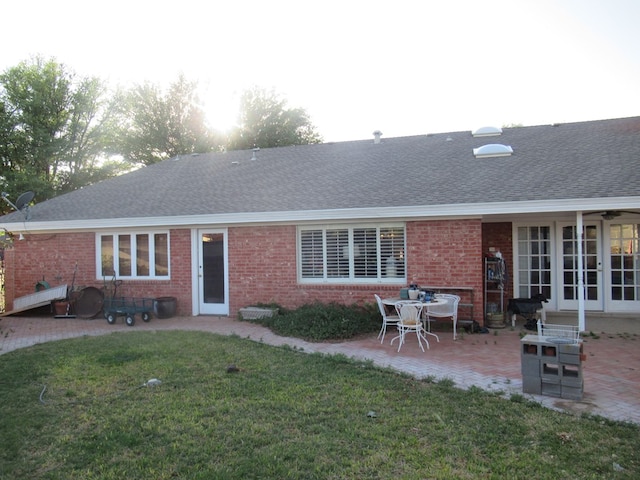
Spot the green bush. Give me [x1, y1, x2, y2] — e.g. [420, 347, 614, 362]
[242, 301, 380, 341]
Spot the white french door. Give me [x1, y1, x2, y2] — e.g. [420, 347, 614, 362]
[607, 222, 640, 311]
[197, 229, 229, 315]
[556, 223, 603, 311]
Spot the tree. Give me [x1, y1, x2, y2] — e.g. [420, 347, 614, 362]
[115, 75, 222, 166]
[0, 56, 126, 211]
[0, 58, 325, 213]
[227, 87, 322, 150]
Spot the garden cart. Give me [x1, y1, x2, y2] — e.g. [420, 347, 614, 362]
[103, 296, 154, 326]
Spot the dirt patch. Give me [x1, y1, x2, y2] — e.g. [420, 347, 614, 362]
[553, 397, 599, 416]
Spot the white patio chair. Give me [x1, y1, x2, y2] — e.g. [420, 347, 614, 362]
[390, 303, 429, 352]
[374, 294, 400, 343]
[425, 293, 461, 340]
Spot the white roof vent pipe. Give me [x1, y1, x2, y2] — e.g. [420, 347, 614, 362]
[373, 130, 383, 144]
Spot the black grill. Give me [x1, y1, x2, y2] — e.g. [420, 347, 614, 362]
[507, 294, 547, 330]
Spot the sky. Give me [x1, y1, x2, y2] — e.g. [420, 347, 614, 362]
[1, 0, 639, 142]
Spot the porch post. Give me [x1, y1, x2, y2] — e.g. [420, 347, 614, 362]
[576, 211, 586, 332]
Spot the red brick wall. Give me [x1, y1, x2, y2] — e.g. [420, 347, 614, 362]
[4, 221, 487, 322]
[4, 232, 98, 303]
[228, 225, 381, 312]
[3, 229, 193, 316]
[3, 247, 15, 309]
[406, 219, 484, 322]
[482, 222, 513, 300]
[228, 225, 298, 312]
[228, 220, 484, 322]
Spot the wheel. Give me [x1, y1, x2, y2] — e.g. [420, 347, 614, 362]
[106, 313, 117, 324]
[141, 312, 151, 322]
[125, 315, 135, 326]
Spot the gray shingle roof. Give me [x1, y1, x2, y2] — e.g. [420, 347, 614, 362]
[2, 116, 639, 226]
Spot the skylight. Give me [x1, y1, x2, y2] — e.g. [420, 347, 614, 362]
[473, 144, 513, 158]
[471, 126, 502, 137]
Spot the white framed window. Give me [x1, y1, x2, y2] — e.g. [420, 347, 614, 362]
[516, 225, 552, 299]
[96, 232, 170, 279]
[298, 224, 405, 283]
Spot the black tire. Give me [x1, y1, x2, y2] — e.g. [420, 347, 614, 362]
[125, 315, 135, 326]
[141, 312, 151, 322]
[106, 313, 117, 324]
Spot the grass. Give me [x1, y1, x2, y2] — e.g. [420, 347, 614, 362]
[0, 331, 638, 479]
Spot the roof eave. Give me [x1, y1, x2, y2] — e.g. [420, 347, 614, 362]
[3, 196, 639, 232]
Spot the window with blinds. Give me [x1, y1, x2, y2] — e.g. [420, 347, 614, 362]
[299, 225, 405, 283]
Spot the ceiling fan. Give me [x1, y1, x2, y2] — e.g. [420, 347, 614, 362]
[584, 210, 640, 220]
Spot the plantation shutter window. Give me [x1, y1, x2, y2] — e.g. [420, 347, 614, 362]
[327, 229, 349, 278]
[298, 224, 405, 283]
[353, 228, 378, 278]
[301, 230, 324, 278]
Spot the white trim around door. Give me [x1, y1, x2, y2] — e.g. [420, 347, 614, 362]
[192, 228, 229, 315]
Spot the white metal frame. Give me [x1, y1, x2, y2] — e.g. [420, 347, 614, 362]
[193, 228, 229, 316]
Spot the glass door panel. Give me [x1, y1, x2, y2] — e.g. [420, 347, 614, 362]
[557, 223, 603, 310]
[516, 226, 552, 301]
[609, 223, 640, 310]
[198, 230, 228, 315]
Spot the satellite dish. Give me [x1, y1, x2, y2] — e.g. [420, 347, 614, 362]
[1, 191, 34, 220]
[15, 191, 34, 211]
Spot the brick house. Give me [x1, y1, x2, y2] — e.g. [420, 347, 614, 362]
[1, 116, 639, 330]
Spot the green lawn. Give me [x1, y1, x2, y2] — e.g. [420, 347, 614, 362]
[0, 331, 637, 479]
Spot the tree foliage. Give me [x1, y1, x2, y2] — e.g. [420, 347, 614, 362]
[0, 56, 126, 212]
[114, 75, 222, 166]
[227, 87, 322, 150]
[0, 58, 324, 211]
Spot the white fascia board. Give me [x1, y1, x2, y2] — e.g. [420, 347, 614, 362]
[3, 196, 639, 232]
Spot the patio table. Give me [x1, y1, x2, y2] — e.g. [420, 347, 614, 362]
[382, 297, 444, 313]
[382, 297, 444, 343]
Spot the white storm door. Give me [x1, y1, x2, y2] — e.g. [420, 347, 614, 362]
[557, 223, 603, 310]
[198, 229, 229, 315]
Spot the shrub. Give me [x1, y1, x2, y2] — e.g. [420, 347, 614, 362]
[243, 301, 380, 341]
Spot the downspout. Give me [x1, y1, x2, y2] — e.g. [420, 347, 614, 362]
[576, 211, 586, 332]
